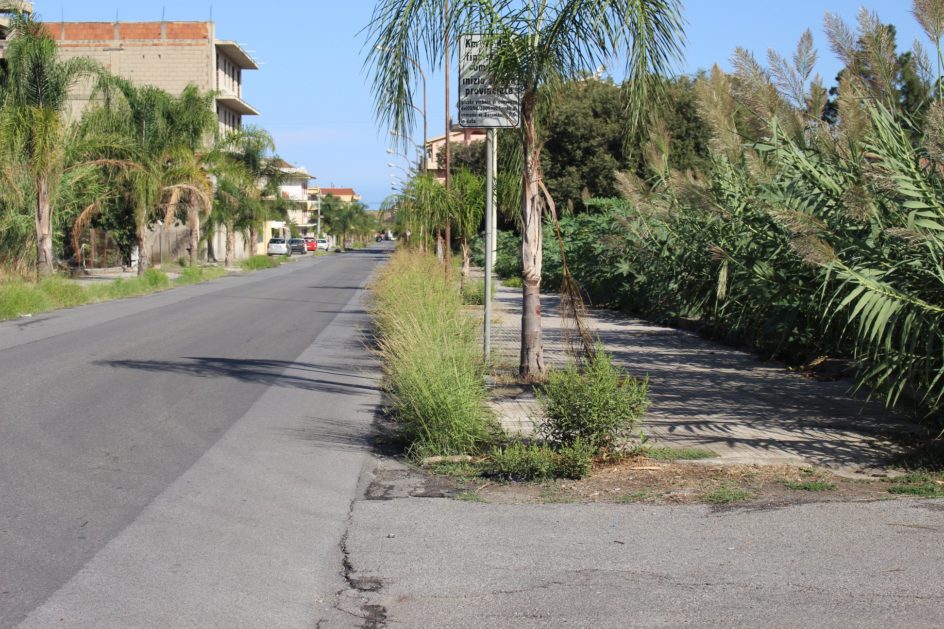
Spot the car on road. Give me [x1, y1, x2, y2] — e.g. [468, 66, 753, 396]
[317, 238, 330, 251]
[267, 238, 289, 256]
[304, 237, 317, 252]
[288, 238, 307, 255]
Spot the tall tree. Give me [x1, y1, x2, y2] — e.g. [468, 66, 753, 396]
[366, 0, 685, 378]
[90, 79, 214, 274]
[214, 127, 284, 258]
[450, 167, 485, 277]
[0, 11, 99, 276]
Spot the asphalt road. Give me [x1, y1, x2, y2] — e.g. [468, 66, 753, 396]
[0, 247, 388, 627]
[343, 462, 944, 628]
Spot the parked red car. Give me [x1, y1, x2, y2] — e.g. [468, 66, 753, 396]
[305, 237, 317, 252]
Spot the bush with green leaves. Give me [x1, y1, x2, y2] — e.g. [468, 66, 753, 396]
[537, 350, 649, 451]
[482, 439, 594, 481]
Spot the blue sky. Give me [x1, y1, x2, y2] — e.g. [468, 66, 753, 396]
[43, 1, 926, 209]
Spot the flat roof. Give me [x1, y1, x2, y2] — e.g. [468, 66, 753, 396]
[215, 40, 259, 70]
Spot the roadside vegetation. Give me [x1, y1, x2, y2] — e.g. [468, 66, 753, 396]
[0, 267, 229, 320]
[373, 250, 498, 459]
[373, 250, 650, 480]
[0, 11, 370, 302]
[465, 5, 944, 425]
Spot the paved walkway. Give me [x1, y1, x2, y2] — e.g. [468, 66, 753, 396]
[486, 283, 926, 476]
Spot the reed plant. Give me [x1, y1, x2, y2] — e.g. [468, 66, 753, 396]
[372, 250, 498, 458]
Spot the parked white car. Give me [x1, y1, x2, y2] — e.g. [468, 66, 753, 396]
[316, 238, 330, 251]
[267, 238, 290, 256]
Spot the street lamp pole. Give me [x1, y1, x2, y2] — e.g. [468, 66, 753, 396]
[377, 46, 427, 174]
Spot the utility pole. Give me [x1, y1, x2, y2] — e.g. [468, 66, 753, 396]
[443, 0, 452, 271]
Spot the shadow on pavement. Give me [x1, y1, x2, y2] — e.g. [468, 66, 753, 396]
[95, 356, 379, 396]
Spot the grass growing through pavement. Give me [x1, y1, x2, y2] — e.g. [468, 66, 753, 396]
[372, 251, 498, 459]
[642, 446, 718, 461]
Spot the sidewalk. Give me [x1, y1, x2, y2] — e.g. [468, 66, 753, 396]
[486, 282, 925, 476]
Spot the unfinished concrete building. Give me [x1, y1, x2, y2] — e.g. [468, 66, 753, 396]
[43, 19, 259, 135]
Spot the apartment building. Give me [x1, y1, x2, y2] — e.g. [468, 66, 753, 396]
[42, 19, 259, 135]
[0, 1, 33, 67]
[424, 125, 487, 182]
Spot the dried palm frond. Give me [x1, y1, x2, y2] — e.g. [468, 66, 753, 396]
[71, 201, 102, 261]
[539, 178, 596, 364]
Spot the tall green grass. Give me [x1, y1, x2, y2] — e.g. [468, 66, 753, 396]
[0, 267, 229, 320]
[174, 266, 228, 285]
[240, 255, 282, 270]
[372, 251, 498, 458]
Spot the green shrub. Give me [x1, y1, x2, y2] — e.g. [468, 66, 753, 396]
[240, 255, 281, 270]
[537, 349, 649, 451]
[141, 269, 170, 289]
[373, 252, 498, 459]
[502, 276, 523, 288]
[460, 279, 495, 305]
[482, 441, 558, 481]
[471, 230, 521, 279]
[555, 439, 595, 479]
[482, 439, 595, 481]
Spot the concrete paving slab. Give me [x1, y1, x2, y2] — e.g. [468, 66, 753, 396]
[487, 284, 924, 475]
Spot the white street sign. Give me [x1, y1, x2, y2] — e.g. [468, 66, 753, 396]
[458, 33, 521, 129]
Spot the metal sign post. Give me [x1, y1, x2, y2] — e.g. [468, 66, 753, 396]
[484, 128, 496, 359]
[458, 33, 520, 361]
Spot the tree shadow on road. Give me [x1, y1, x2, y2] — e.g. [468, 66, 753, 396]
[95, 356, 380, 396]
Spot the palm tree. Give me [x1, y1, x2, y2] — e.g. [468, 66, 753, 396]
[89, 78, 214, 274]
[450, 167, 485, 278]
[0, 11, 100, 276]
[366, 0, 685, 379]
[213, 126, 285, 257]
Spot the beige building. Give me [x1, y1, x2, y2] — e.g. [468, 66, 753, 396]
[424, 126, 487, 182]
[42, 20, 259, 135]
[38, 17, 261, 265]
[317, 188, 362, 204]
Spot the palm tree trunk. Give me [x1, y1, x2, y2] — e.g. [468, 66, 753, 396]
[188, 208, 200, 267]
[35, 175, 54, 277]
[461, 239, 471, 278]
[136, 224, 151, 276]
[249, 223, 258, 257]
[225, 221, 235, 268]
[519, 91, 546, 380]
